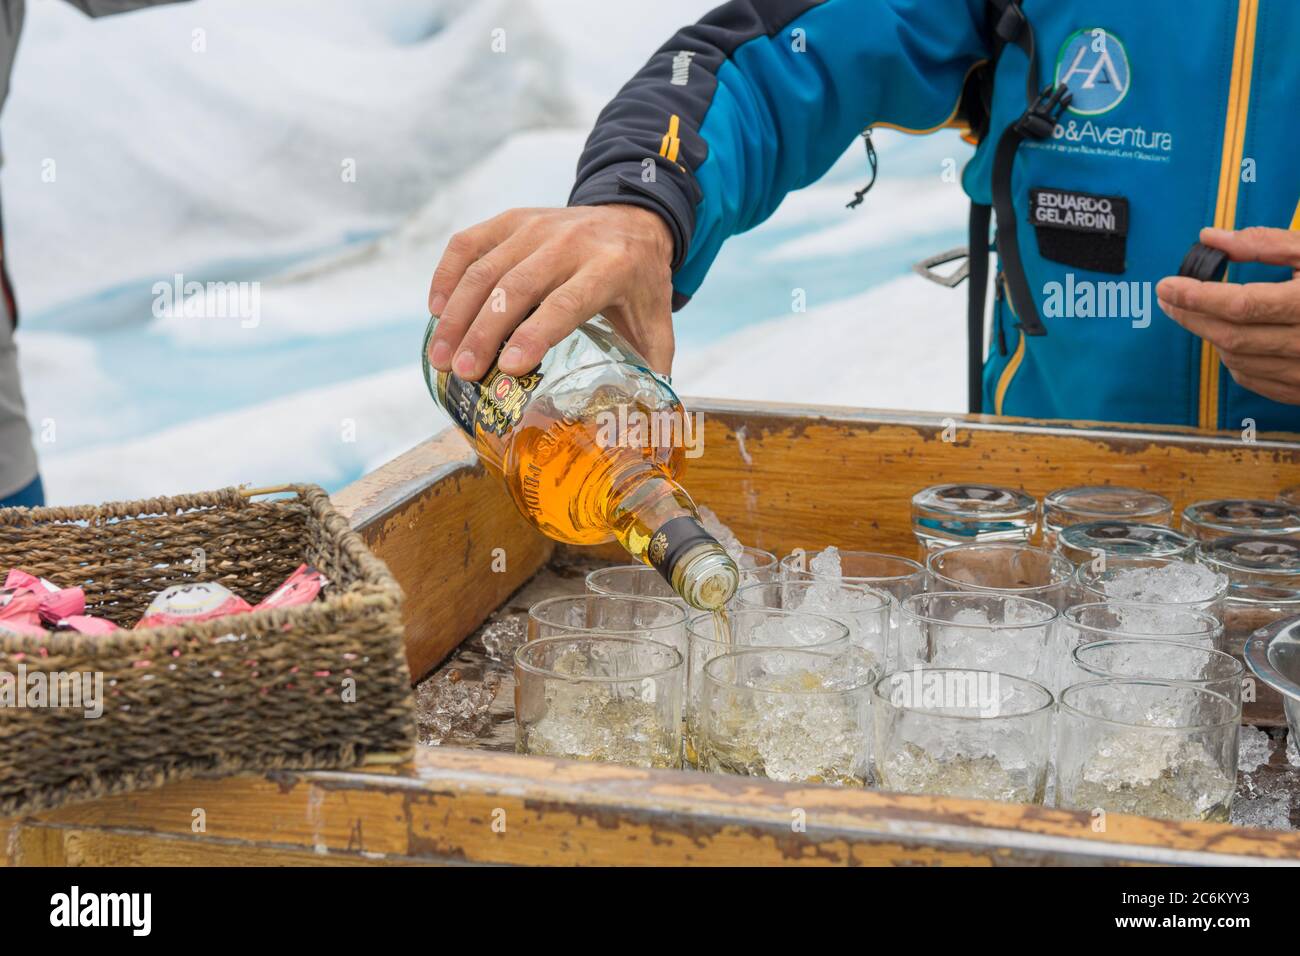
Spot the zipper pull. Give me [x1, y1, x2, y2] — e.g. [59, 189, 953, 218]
[846, 128, 878, 209]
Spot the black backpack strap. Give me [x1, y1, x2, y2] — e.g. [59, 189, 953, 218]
[991, 83, 1071, 335]
[967, 202, 993, 413]
[963, 0, 1071, 412]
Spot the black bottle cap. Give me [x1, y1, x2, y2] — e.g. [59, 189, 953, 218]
[1178, 242, 1229, 283]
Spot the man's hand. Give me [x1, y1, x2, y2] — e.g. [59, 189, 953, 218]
[1157, 226, 1300, 405]
[426, 204, 676, 379]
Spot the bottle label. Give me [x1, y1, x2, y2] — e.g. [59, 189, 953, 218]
[647, 515, 713, 581]
[439, 357, 543, 438]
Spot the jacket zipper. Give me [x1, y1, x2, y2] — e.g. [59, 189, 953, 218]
[1200, 0, 1259, 430]
[993, 274, 1024, 415]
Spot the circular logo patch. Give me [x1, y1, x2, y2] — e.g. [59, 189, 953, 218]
[1054, 28, 1130, 115]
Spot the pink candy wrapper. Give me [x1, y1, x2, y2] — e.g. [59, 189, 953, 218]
[255, 564, 329, 611]
[4, 569, 86, 625]
[58, 614, 120, 635]
[0, 588, 45, 634]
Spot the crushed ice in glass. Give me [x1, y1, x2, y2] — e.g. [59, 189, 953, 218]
[698, 505, 746, 566]
[1101, 562, 1226, 605]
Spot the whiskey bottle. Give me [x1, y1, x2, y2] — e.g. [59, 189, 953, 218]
[421, 314, 739, 611]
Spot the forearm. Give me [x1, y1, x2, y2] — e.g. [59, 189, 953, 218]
[569, 0, 989, 302]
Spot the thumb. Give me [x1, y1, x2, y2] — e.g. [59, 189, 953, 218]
[605, 303, 675, 378]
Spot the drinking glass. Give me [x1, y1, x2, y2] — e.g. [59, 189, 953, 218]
[911, 484, 1037, 555]
[1041, 485, 1173, 548]
[1065, 639, 1244, 712]
[780, 548, 927, 669]
[1061, 602, 1225, 655]
[514, 636, 684, 768]
[682, 607, 851, 767]
[697, 647, 877, 786]
[1056, 521, 1194, 565]
[1181, 498, 1300, 541]
[1056, 680, 1238, 822]
[734, 579, 889, 668]
[872, 668, 1053, 803]
[926, 542, 1075, 610]
[736, 547, 779, 585]
[899, 591, 1059, 691]
[528, 594, 687, 655]
[1197, 536, 1300, 652]
[585, 564, 685, 608]
[1074, 555, 1229, 621]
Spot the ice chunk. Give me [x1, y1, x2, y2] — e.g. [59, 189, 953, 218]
[1230, 790, 1293, 830]
[480, 616, 526, 663]
[414, 668, 501, 746]
[698, 505, 745, 565]
[1238, 725, 1274, 773]
[809, 545, 843, 580]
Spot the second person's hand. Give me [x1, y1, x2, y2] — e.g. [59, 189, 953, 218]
[426, 204, 676, 379]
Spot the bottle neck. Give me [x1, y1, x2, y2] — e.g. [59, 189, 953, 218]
[603, 466, 739, 611]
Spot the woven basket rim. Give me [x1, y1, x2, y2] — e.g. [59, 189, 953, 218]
[0, 483, 404, 656]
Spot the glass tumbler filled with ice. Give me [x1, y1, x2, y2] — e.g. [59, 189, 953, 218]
[1055, 679, 1239, 822]
[1066, 639, 1244, 712]
[1074, 555, 1229, 622]
[779, 547, 927, 669]
[926, 542, 1075, 610]
[528, 594, 688, 656]
[899, 591, 1059, 691]
[1060, 602, 1224, 655]
[872, 668, 1054, 804]
[682, 607, 851, 767]
[734, 579, 889, 668]
[697, 647, 878, 786]
[514, 636, 685, 768]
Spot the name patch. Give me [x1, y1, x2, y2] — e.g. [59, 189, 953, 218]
[1029, 187, 1129, 274]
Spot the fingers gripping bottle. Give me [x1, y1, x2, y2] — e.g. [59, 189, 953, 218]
[421, 314, 739, 611]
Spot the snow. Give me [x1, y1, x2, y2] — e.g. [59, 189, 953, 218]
[673, 274, 965, 411]
[5, 0, 972, 505]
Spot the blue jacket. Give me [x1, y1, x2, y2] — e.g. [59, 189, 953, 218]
[568, 0, 1300, 432]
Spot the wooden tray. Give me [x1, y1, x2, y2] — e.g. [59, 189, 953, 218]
[3, 399, 1299, 866]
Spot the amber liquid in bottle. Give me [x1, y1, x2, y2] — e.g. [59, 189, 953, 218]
[422, 315, 739, 611]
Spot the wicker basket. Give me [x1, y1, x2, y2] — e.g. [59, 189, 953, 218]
[0, 484, 414, 816]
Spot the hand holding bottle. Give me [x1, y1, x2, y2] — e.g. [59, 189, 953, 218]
[426, 204, 677, 379]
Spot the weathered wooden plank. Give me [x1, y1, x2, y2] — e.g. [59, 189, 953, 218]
[675, 399, 1300, 561]
[4, 747, 1296, 866]
[4, 825, 435, 866]
[332, 429, 553, 683]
